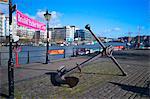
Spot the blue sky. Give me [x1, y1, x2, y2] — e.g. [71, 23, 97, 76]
[0, 0, 149, 38]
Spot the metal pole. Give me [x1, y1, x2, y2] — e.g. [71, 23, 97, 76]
[0, 52, 1, 66]
[8, 0, 14, 98]
[27, 51, 30, 64]
[45, 21, 49, 64]
[138, 27, 140, 48]
[72, 48, 74, 57]
[64, 49, 65, 58]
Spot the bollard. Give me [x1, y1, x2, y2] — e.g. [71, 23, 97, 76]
[72, 48, 75, 57]
[15, 52, 20, 67]
[13, 47, 21, 67]
[64, 49, 65, 58]
[76, 48, 78, 56]
[27, 51, 30, 64]
[0, 52, 1, 66]
[89, 49, 91, 54]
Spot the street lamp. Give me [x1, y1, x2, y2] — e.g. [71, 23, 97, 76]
[44, 10, 51, 64]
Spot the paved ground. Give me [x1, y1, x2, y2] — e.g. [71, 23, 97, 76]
[0, 50, 150, 99]
[81, 61, 149, 99]
[0, 57, 87, 85]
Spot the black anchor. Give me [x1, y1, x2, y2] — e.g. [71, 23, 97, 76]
[49, 24, 127, 88]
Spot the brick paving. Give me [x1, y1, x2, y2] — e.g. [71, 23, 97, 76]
[0, 50, 150, 99]
[81, 66, 149, 99]
[80, 50, 150, 99]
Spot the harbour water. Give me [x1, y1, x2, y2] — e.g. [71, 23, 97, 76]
[0, 42, 126, 66]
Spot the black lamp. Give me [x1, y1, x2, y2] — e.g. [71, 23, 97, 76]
[44, 10, 51, 64]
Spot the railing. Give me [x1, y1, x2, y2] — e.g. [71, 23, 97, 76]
[0, 47, 102, 66]
[0, 43, 126, 66]
[0, 51, 9, 66]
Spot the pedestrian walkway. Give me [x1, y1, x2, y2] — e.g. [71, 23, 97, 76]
[0, 57, 88, 85]
[0, 50, 149, 99]
[79, 50, 150, 99]
[81, 63, 149, 99]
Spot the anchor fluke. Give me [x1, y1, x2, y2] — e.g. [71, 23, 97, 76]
[50, 66, 79, 88]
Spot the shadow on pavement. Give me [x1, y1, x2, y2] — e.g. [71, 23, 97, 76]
[17, 67, 56, 72]
[110, 82, 150, 96]
[75, 71, 123, 76]
[0, 93, 9, 98]
[45, 72, 79, 88]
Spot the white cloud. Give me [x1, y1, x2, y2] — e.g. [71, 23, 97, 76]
[49, 11, 62, 27]
[24, 13, 36, 19]
[51, 11, 57, 19]
[112, 27, 121, 31]
[137, 26, 145, 30]
[0, 5, 63, 27]
[104, 27, 121, 33]
[102, 27, 122, 38]
[0, 4, 9, 15]
[104, 29, 111, 33]
[35, 10, 62, 27]
[36, 10, 45, 21]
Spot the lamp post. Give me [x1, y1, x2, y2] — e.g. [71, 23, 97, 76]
[44, 10, 51, 64]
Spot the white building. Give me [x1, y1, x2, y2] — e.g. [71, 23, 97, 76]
[5, 17, 9, 36]
[0, 13, 16, 37]
[0, 13, 6, 36]
[66, 26, 75, 42]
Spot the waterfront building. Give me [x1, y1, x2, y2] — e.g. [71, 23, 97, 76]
[133, 35, 150, 47]
[5, 17, 9, 36]
[66, 26, 75, 43]
[0, 13, 9, 43]
[75, 29, 94, 42]
[0, 13, 6, 36]
[49, 26, 75, 44]
[0, 13, 18, 37]
[0, 12, 47, 45]
[16, 26, 47, 45]
[49, 27, 65, 44]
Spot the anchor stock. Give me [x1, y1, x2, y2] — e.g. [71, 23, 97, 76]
[85, 24, 127, 76]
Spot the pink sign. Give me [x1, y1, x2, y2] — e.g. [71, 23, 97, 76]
[16, 10, 46, 31]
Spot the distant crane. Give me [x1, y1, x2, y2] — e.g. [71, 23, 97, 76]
[137, 26, 141, 48]
[128, 29, 131, 43]
[126, 29, 132, 49]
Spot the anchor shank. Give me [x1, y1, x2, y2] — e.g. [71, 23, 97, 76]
[88, 29, 106, 49]
[63, 53, 103, 77]
[109, 55, 127, 76]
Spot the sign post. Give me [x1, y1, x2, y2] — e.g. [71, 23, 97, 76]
[8, 0, 16, 98]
